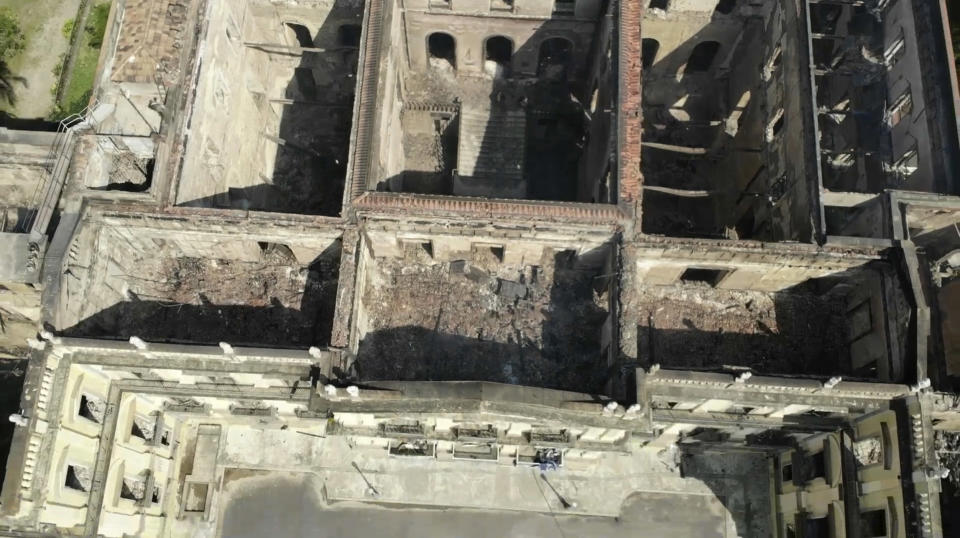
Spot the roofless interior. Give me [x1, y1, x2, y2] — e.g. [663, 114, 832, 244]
[175, 0, 363, 216]
[367, 0, 619, 203]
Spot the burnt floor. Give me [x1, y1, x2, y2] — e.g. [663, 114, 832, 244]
[635, 281, 850, 376]
[64, 244, 340, 347]
[355, 246, 610, 392]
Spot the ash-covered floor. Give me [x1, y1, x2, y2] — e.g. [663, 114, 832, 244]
[65, 245, 339, 347]
[355, 246, 609, 392]
[635, 281, 850, 375]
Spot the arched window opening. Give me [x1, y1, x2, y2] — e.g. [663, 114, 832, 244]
[538, 37, 573, 78]
[485, 36, 513, 65]
[338, 24, 362, 48]
[641, 38, 660, 70]
[285, 22, 313, 48]
[686, 41, 721, 72]
[484, 36, 513, 77]
[714, 0, 737, 15]
[428, 32, 456, 70]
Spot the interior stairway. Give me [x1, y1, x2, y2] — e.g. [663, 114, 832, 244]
[455, 106, 527, 198]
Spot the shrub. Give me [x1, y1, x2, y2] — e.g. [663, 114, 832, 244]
[0, 9, 25, 61]
[85, 4, 110, 49]
[62, 19, 75, 40]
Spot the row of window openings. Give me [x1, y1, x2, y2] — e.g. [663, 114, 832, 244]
[427, 33, 573, 73]
[649, 0, 738, 15]
[824, 148, 917, 178]
[429, 0, 574, 15]
[820, 87, 917, 176]
[641, 39, 721, 72]
[784, 506, 890, 538]
[821, 87, 911, 135]
[78, 394, 171, 445]
[64, 464, 161, 504]
[781, 441, 893, 487]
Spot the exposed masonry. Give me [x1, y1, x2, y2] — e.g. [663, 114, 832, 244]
[0, 0, 959, 537]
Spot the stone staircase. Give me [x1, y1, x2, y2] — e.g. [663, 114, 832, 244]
[455, 107, 526, 198]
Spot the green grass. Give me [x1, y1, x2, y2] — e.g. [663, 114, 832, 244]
[52, 2, 109, 119]
[86, 3, 108, 48]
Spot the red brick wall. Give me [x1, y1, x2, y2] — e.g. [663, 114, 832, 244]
[618, 0, 643, 205]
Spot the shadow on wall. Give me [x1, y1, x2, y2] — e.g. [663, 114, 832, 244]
[386, 15, 610, 203]
[676, 447, 776, 538]
[180, 3, 361, 216]
[472, 30, 587, 202]
[268, 13, 359, 216]
[60, 245, 342, 348]
[633, 264, 912, 381]
[639, 2, 816, 242]
[0, 359, 26, 490]
[353, 250, 611, 393]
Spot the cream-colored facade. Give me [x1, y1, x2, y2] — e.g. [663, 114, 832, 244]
[1, 0, 959, 536]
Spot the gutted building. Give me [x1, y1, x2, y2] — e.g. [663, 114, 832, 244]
[0, 0, 959, 536]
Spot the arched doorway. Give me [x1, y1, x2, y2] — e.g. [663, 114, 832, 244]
[537, 37, 573, 79]
[686, 41, 721, 72]
[427, 32, 456, 70]
[484, 36, 513, 77]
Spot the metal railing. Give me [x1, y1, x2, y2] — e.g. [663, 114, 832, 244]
[18, 100, 99, 238]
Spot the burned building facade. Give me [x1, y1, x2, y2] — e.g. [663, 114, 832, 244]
[0, 0, 959, 536]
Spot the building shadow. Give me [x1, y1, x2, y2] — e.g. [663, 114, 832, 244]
[60, 243, 342, 348]
[374, 2, 617, 204]
[266, 6, 360, 216]
[0, 359, 26, 489]
[635, 263, 912, 382]
[354, 248, 613, 393]
[675, 446, 777, 538]
[639, 2, 818, 242]
[179, 2, 362, 215]
[464, 16, 607, 202]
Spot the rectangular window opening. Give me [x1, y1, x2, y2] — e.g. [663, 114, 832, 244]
[130, 415, 156, 442]
[860, 509, 887, 538]
[888, 89, 912, 127]
[679, 267, 728, 287]
[893, 149, 919, 178]
[65, 464, 91, 492]
[554, 0, 576, 15]
[883, 31, 905, 67]
[120, 478, 145, 501]
[78, 394, 105, 424]
[808, 450, 826, 480]
[781, 462, 793, 483]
